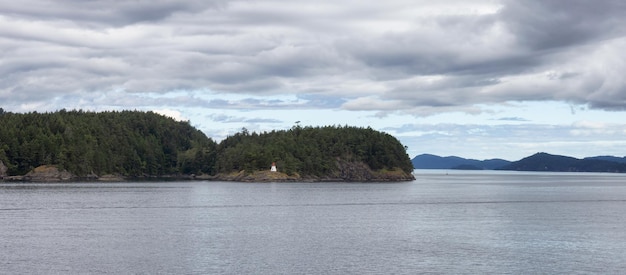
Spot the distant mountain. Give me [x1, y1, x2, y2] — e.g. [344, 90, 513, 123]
[411, 154, 510, 170]
[413, 152, 626, 173]
[585, 156, 626, 164]
[499, 152, 626, 173]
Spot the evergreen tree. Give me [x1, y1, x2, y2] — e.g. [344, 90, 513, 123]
[0, 109, 218, 177]
[215, 125, 414, 176]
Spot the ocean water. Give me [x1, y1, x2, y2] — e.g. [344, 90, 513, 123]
[1, 170, 626, 274]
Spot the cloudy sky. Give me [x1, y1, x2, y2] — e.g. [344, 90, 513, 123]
[2, 0, 626, 161]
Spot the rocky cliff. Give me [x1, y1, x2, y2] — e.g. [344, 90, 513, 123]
[2, 160, 414, 183]
[23, 165, 76, 182]
[330, 159, 414, 182]
[213, 159, 415, 182]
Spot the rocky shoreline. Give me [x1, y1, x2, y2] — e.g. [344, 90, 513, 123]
[1, 161, 415, 183]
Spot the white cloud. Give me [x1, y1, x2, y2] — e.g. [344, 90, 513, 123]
[341, 96, 408, 111]
[153, 109, 187, 121]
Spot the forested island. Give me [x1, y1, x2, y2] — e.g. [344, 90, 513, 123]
[0, 109, 414, 182]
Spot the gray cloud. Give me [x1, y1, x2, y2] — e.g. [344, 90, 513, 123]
[500, 0, 626, 51]
[0, 0, 224, 26]
[1, 0, 626, 114]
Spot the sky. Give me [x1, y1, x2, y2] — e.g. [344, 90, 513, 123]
[2, 0, 626, 161]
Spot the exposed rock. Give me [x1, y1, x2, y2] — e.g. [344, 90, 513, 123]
[332, 159, 414, 182]
[214, 159, 415, 182]
[7, 161, 412, 183]
[191, 173, 213, 180]
[4, 175, 24, 181]
[215, 170, 301, 182]
[333, 159, 374, 181]
[24, 165, 75, 182]
[97, 174, 126, 181]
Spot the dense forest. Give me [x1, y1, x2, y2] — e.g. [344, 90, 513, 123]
[0, 109, 414, 181]
[0, 109, 216, 177]
[215, 125, 415, 176]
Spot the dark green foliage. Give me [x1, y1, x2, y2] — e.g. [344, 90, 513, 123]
[0, 109, 413, 178]
[215, 125, 414, 176]
[0, 109, 217, 177]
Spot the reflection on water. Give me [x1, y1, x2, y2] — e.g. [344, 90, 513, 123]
[2, 171, 626, 274]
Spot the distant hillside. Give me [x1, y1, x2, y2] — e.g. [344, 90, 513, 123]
[413, 152, 626, 173]
[411, 154, 510, 170]
[499, 152, 626, 173]
[585, 156, 626, 164]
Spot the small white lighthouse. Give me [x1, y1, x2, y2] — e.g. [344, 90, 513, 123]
[270, 162, 277, 172]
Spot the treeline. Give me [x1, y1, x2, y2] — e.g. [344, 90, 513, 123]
[0, 109, 414, 178]
[215, 125, 414, 176]
[0, 109, 216, 177]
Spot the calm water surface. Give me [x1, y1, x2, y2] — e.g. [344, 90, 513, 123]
[2, 170, 626, 274]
